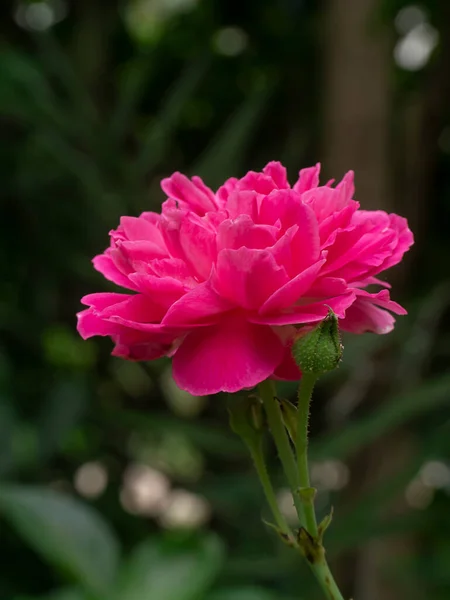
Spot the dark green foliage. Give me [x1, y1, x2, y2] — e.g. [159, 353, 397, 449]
[1, 1, 450, 599]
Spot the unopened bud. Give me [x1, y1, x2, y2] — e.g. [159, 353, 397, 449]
[292, 310, 343, 376]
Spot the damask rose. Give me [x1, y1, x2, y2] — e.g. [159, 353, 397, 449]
[77, 162, 413, 395]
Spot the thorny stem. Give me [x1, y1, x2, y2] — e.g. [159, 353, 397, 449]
[258, 379, 347, 600]
[258, 380, 305, 524]
[247, 440, 293, 540]
[296, 373, 319, 537]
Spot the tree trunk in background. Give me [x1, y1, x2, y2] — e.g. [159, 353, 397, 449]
[322, 2, 413, 599]
[322, 0, 390, 211]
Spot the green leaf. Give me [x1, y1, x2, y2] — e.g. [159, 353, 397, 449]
[115, 534, 224, 600]
[0, 486, 120, 596]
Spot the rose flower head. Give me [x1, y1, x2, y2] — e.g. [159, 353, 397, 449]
[77, 162, 413, 395]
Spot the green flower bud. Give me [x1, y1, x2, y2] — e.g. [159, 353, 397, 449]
[292, 309, 343, 376]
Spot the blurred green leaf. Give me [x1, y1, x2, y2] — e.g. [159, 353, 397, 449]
[17, 588, 87, 600]
[0, 486, 120, 596]
[207, 588, 282, 600]
[37, 378, 89, 461]
[106, 409, 245, 458]
[110, 55, 153, 143]
[135, 57, 210, 175]
[42, 326, 96, 369]
[312, 375, 450, 460]
[115, 534, 224, 600]
[194, 88, 272, 187]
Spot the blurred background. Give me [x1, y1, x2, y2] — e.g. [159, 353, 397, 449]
[1, 0, 450, 599]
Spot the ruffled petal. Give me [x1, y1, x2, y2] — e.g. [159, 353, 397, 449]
[250, 291, 356, 325]
[340, 289, 406, 334]
[92, 253, 138, 290]
[172, 313, 285, 395]
[260, 260, 326, 314]
[217, 214, 277, 251]
[212, 247, 289, 310]
[161, 172, 217, 214]
[162, 283, 233, 326]
[293, 163, 320, 194]
[262, 161, 290, 189]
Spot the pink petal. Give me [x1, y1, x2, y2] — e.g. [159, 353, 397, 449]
[341, 301, 394, 334]
[262, 161, 290, 189]
[340, 289, 406, 334]
[159, 203, 189, 261]
[351, 276, 392, 289]
[377, 214, 414, 272]
[259, 191, 320, 270]
[272, 344, 301, 381]
[226, 190, 259, 221]
[172, 313, 285, 395]
[286, 214, 321, 273]
[318, 202, 359, 246]
[336, 170, 355, 199]
[112, 328, 179, 361]
[216, 177, 239, 205]
[249, 306, 329, 326]
[260, 260, 326, 314]
[162, 283, 233, 326]
[146, 258, 197, 287]
[217, 215, 277, 251]
[306, 277, 348, 297]
[118, 240, 168, 263]
[179, 215, 217, 280]
[77, 308, 122, 339]
[120, 216, 163, 244]
[139, 211, 161, 225]
[355, 289, 407, 315]
[238, 172, 278, 194]
[80, 292, 132, 309]
[128, 272, 186, 306]
[92, 254, 138, 291]
[269, 213, 320, 276]
[251, 291, 356, 325]
[100, 294, 165, 327]
[161, 172, 216, 214]
[191, 175, 217, 204]
[212, 247, 289, 310]
[293, 163, 320, 194]
[302, 187, 347, 221]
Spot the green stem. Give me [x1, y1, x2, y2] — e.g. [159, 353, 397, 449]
[247, 440, 292, 539]
[257, 379, 346, 599]
[309, 559, 346, 600]
[296, 373, 318, 536]
[295, 375, 346, 600]
[258, 380, 305, 524]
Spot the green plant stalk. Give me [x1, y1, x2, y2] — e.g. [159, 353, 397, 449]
[308, 555, 346, 600]
[247, 440, 293, 540]
[296, 373, 318, 537]
[296, 374, 345, 600]
[258, 380, 305, 524]
[260, 379, 346, 600]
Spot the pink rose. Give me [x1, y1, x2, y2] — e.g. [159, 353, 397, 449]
[77, 162, 413, 395]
